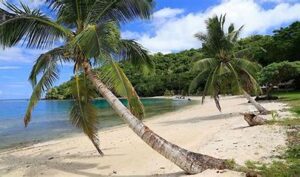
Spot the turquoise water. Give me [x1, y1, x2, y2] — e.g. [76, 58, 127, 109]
[0, 98, 193, 150]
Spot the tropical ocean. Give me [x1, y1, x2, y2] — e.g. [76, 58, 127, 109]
[0, 98, 194, 150]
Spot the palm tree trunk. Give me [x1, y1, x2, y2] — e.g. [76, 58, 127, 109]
[243, 91, 269, 115]
[83, 63, 234, 174]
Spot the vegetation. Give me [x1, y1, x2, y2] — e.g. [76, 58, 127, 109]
[258, 61, 300, 97]
[0, 1, 241, 174]
[0, 0, 155, 156]
[274, 92, 300, 116]
[245, 92, 300, 177]
[188, 14, 269, 114]
[236, 21, 300, 66]
[48, 21, 300, 100]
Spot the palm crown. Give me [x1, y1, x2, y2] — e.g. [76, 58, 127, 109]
[0, 0, 154, 155]
[190, 15, 262, 111]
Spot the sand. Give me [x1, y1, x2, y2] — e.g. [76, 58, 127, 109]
[0, 96, 291, 177]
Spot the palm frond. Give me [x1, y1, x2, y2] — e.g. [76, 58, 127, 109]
[209, 65, 222, 111]
[192, 58, 218, 72]
[228, 25, 244, 43]
[231, 58, 262, 77]
[99, 60, 145, 119]
[239, 68, 262, 95]
[46, 0, 94, 28]
[29, 46, 72, 86]
[196, 14, 243, 56]
[71, 22, 120, 59]
[24, 60, 59, 127]
[85, 0, 154, 25]
[119, 39, 153, 72]
[234, 46, 266, 59]
[0, 3, 72, 49]
[70, 75, 104, 156]
[189, 70, 209, 94]
[225, 62, 243, 94]
[201, 65, 219, 104]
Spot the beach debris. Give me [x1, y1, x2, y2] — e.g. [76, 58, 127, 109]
[241, 112, 266, 126]
[246, 171, 261, 177]
[48, 157, 54, 160]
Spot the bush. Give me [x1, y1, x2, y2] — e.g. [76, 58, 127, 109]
[258, 61, 300, 95]
[164, 90, 175, 96]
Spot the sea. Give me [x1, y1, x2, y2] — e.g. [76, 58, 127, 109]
[0, 98, 194, 150]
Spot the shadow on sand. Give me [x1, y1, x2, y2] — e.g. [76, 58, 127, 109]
[159, 112, 241, 126]
[0, 147, 186, 177]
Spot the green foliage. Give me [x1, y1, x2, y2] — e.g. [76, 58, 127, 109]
[124, 49, 202, 97]
[274, 91, 300, 116]
[46, 48, 202, 99]
[48, 21, 300, 100]
[98, 60, 145, 119]
[258, 61, 300, 87]
[245, 160, 300, 177]
[237, 22, 300, 66]
[69, 76, 103, 155]
[0, 3, 72, 49]
[1, 0, 154, 154]
[247, 92, 300, 177]
[163, 90, 175, 96]
[191, 14, 262, 111]
[46, 81, 73, 100]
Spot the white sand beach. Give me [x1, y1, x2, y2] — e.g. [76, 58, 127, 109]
[0, 96, 291, 177]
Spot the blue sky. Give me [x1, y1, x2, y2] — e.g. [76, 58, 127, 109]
[0, 0, 300, 99]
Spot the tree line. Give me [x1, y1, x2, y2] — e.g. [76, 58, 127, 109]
[46, 21, 300, 100]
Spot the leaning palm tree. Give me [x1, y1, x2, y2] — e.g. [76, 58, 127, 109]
[0, 1, 243, 174]
[190, 15, 269, 114]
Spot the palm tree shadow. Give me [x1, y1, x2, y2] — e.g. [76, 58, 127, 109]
[160, 112, 241, 126]
[104, 172, 186, 177]
[0, 148, 185, 177]
[232, 126, 251, 130]
[0, 147, 114, 177]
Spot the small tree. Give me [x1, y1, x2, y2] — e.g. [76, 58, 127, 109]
[258, 61, 300, 97]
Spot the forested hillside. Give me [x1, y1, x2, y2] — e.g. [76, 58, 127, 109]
[46, 21, 300, 99]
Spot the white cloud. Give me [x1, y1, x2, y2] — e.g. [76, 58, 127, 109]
[257, 0, 299, 3]
[153, 8, 185, 19]
[121, 31, 142, 39]
[0, 66, 20, 70]
[0, 46, 46, 63]
[123, 0, 300, 54]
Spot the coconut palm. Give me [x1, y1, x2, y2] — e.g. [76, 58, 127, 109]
[0, 1, 242, 174]
[189, 14, 269, 114]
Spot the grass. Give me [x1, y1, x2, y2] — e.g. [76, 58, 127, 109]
[273, 91, 300, 116]
[244, 91, 300, 177]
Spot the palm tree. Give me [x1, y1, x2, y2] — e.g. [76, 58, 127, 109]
[0, 1, 241, 174]
[189, 15, 269, 114]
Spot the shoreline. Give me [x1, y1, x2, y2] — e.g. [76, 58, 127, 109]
[0, 96, 291, 177]
[0, 97, 198, 153]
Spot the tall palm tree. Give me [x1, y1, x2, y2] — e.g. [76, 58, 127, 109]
[190, 15, 269, 114]
[0, 1, 240, 174]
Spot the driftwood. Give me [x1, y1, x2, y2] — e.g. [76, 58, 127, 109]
[255, 95, 278, 101]
[241, 112, 266, 126]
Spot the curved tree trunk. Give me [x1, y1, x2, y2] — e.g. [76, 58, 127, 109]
[83, 63, 234, 174]
[243, 91, 270, 115]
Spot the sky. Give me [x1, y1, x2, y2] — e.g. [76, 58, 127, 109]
[0, 0, 300, 99]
